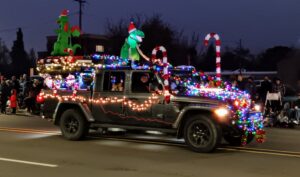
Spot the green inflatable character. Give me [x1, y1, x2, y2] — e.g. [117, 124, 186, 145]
[120, 21, 145, 61]
[51, 10, 81, 56]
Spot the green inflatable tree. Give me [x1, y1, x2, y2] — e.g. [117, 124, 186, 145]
[51, 10, 81, 56]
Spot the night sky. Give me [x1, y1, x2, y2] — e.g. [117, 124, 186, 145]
[0, 0, 300, 53]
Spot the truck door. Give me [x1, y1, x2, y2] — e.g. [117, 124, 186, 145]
[92, 71, 126, 123]
[124, 71, 172, 128]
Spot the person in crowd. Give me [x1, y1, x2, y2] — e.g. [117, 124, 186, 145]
[245, 77, 257, 100]
[23, 76, 32, 99]
[271, 78, 285, 112]
[10, 89, 17, 114]
[231, 80, 238, 88]
[11, 76, 20, 94]
[260, 76, 272, 102]
[24, 85, 35, 114]
[272, 78, 286, 97]
[18, 74, 27, 107]
[236, 74, 246, 90]
[0, 80, 11, 114]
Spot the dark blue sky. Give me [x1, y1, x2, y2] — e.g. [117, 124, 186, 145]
[1, 0, 300, 53]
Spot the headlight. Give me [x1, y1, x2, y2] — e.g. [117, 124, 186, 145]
[214, 107, 229, 118]
[254, 104, 261, 112]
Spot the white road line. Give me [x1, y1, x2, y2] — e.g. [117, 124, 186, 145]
[0, 157, 58, 168]
[218, 148, 300, 158]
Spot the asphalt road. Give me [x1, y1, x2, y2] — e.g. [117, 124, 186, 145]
[0, 113, 300, 177]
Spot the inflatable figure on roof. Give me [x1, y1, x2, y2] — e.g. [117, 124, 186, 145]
[51, 10, 81, 56]
[120, 21, 145, 61]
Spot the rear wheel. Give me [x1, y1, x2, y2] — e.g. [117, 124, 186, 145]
[60, 109, 89, 140]
[184, 115, 221, 152]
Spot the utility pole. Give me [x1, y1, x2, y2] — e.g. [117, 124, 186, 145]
[74, 0, 86, 30]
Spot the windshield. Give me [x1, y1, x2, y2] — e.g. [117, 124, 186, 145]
[167, 69, 200, 95]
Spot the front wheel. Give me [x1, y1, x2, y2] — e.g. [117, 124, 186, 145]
[184, 115, 221, 153]
[60, 109, 89, 140]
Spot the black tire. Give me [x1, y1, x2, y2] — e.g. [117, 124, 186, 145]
[183, 115, 221, 153]
[60, 109, 89, 140]
[224, 134, 254, 146]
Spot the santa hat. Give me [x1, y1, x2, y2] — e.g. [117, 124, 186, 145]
[128, 21, 136, 33]
[60, 9, 69, 17]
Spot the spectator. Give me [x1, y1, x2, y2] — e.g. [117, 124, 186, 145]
[10, 89, 17, 114]
[271, 78, 285, 112]
[272, 78, 285, 97]
[245, 77, 257, 100]
[19, 74, 27, 107]
[23, 76, 32, 97]
[1, 80, 11, 114]
[260, 76, 272, 102]
[25, 79, 42, 114]
[236, 74, 246, 90]
[11, 76, 20, 94]
[24, 86, 35, 114]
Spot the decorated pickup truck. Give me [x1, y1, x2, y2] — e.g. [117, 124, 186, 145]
[37, 58, 264, 153]
[36, 13, 265, 152]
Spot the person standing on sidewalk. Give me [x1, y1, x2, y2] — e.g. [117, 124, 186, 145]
[10, 89, 17, 114]
[260, 76, 272, 103]
[1, 80, 11, 114]
[271, 78, 286, 112]
[245, 77, 257, 100]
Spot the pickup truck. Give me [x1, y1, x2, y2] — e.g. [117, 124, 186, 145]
[40, 68, 264, 152]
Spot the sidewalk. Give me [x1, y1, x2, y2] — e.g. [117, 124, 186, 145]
[1, 108, 40, 117]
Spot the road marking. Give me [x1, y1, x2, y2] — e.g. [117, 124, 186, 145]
[0, 127, 60, 135]
[1, 128, 300, 158]
[0, 157, 58, 168]
[219, 148, 300, 158]
[226, 146, 300, 156]
[93, 136, 300, 158]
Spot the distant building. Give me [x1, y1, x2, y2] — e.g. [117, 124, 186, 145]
[38, 33, 109, 58]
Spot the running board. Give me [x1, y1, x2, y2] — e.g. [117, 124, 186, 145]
[90, 123, 177, 134]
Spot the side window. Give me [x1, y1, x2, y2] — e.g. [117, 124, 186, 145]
[103, 71, 125, 92]
[94, 73, 102, 91]
[131, 72, 155, 93]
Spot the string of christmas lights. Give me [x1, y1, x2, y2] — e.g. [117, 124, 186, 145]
[40, 91, 160, 112]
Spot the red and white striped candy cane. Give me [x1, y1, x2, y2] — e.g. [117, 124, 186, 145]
[204, 33, 221, 80]
[152, 46, 170, 103]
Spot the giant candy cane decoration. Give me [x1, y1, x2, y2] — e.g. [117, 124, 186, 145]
[204, 33, 221, 80]
[151, 46, 170, 103]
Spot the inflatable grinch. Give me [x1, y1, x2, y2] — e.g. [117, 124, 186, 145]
[120, 21, 145, 61]
[51, 10, 81, 56]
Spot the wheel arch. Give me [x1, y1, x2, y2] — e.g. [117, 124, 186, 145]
[175, 108, 216, 139]
[53, 102, 94, 126]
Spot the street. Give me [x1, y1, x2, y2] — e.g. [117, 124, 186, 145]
[0, 114, 300, 177]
